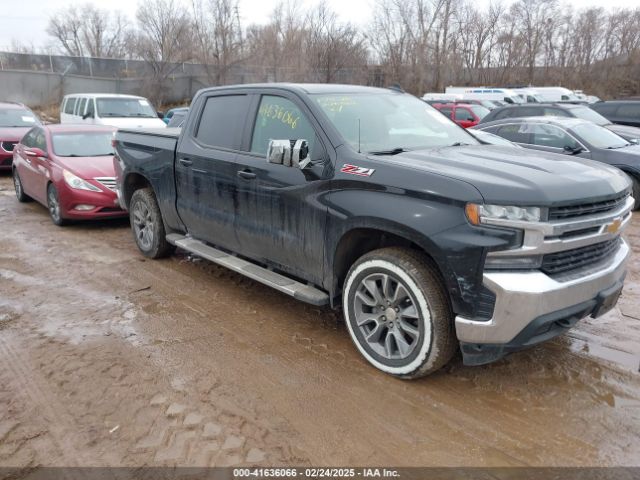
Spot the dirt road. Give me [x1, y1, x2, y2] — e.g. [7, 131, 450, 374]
[0, 173, 639, 468]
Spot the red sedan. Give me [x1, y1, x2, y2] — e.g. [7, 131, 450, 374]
[0, 102, 41, 170]
[432, 102, 490, 128]
[12, 124, 127, 225]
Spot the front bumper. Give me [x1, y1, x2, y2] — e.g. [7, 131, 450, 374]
[455, 239, 629, 364]
[57, 181, 127, 220]
[0, 152, 12, 169]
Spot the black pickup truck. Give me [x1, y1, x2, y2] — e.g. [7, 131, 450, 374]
[114, 84, 633, 378]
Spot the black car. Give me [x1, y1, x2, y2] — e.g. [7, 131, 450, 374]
[479, 103, 640, 143]
[590, 101, 640, 128]
[474, 116, 640, 207]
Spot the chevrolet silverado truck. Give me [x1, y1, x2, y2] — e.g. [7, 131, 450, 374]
[113, 84, 633, 379]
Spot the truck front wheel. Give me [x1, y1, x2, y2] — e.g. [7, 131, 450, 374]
[129, 188, 174, 259]
[343, 247, 457, 379]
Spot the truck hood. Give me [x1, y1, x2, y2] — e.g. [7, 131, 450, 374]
[380, 145, 630, 205]
[0, 126, 31, 142]
[56, 155, 117, 179]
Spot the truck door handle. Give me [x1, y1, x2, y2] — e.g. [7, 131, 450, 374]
[237, 169, 256, 180]
[178, 158, 192, 167]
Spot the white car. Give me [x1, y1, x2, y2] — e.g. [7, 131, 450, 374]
[60, 94, 167, 129]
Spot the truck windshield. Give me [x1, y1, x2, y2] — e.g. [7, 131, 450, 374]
[52, 132, 115, 157]
[313, 93, 478, 152]
[96, 98, 157, 118]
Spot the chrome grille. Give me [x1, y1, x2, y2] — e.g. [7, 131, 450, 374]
[95, 177, 117, 192]
[548, 192, 630, 221]
[1, 141, 17, 152]
[541, 237, 621, 276]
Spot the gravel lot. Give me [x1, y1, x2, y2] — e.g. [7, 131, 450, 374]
[0, 172, 639, 468]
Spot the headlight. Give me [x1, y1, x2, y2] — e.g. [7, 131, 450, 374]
[63, 170, 101, 192]
[465, 203, 541, 225]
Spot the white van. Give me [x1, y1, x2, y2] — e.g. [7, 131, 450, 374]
[60, 94, 167, 128]
[445, 87, 525, 104]
[422, 92, 464, 102]
[530, 87, 582, 102]
[512, 88, 546, 103]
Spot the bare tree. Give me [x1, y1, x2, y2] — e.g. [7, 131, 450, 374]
[305, 2, 368, 83]
[47, 4, 131, 58]
[135, 0, 194, 104]
[191, 0, 244, 85]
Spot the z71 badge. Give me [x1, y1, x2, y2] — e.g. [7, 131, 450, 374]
[341, 164, 375, 177]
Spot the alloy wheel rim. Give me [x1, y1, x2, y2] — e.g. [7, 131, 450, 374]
[353, 272, 421, 360]
[48, 189, 60, 221]
[133, 202, 154, 250]
[13, 172, 21, 198]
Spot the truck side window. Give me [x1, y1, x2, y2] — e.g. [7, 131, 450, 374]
[195, 95, 250, 150]
[64, 97, 77, 115]
[250, 96, 317, 156]
[86, 99, 95, 117]
[77, 98, 87, 116]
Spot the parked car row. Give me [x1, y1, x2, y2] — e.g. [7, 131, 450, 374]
[3, 83, 637, 380]
[109, 82, 633, 378]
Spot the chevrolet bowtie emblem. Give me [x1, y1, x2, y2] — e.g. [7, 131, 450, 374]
[606, 217, 622, 234]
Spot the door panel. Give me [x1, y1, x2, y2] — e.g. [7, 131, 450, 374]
[234, 94, 329, 284]
[175, 93, 251, 249]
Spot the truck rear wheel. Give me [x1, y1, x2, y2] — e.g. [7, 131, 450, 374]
[130, 188, 174, 259]
[343, 247, 457, 379]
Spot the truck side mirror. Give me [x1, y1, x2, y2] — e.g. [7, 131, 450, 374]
[267, 139, 310, 169]
[82, 111, 94, 120]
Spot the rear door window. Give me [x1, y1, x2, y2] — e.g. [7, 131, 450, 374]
[195, 95, 251, 150]
[617, 104, 640, 120]
[495, 124, 530, 143]
[64, 97, 77, 115]
[528, 124, 578, 149]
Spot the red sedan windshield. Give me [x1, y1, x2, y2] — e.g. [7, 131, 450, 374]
[52, 132, 114, 157]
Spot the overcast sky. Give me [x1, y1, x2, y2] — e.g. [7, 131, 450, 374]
[1, 0, 639, 51]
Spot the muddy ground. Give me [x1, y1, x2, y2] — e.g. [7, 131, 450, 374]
[0, 172, 639, 468]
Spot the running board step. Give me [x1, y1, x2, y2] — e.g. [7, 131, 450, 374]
[166, 234, 329, 306]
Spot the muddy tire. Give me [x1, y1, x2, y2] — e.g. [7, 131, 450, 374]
[47, 184, 68, 226]
[343, 247, 457, 379]
[13, 168, 31, 203]
[129, 187, 173, 259]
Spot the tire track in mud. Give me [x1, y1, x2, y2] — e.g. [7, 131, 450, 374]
[0, 334, 89, 476]
[123, 256, 612, 466]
